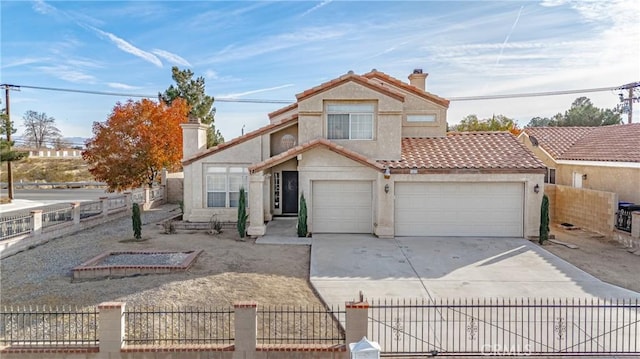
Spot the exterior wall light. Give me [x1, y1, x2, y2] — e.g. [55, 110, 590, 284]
[383, 167, 391, 179]
[384, 184, 390, 193]
[534, 184, 540, 193]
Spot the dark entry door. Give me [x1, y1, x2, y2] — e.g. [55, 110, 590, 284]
[282, 171, 298, 214]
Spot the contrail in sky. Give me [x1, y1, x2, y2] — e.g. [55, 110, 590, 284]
[496, 6, 525, 65]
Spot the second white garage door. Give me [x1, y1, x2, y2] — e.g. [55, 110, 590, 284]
[313, 181, 372, 233]
[395, 182, 524, 237]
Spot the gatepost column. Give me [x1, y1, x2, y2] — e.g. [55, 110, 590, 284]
[100, 197, 109, 217]
[72, 202, 81, 225]
[98, 302, 125, 359]
[346, 300, 370, 354]
[234, 301, 257, 359]
[247, 172, 266, 237]
[31, 210, 43, 235]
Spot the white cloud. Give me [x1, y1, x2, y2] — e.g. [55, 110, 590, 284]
[222, 84, 295, 98]
[107, 82, 139, 90]
[152, 49, 191, 67]
[1, 58, 48, 69]
[205, 70, 219, 80]
[36, 65, 96, 83]
[32, 0, 57, 15]
[300, 0, 333, 17]
[89, 26, 162, 67]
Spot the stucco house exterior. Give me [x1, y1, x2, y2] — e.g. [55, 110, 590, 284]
[181, 69, 546, 238]
[519, 124, 640, 204]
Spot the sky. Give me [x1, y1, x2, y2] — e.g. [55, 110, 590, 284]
[1, 0, 639, 146]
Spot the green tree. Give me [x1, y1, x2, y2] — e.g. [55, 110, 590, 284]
[451, 114, 521, 135]
[132, 203, 142, 240]
[160, 67, 224, 147]
[22, 110, 61, 148]
[526, 97, 621, 127]
[237, 187, 248, 239]
[297, 193, 308, 237]
[1, 102, 27, 163]
[539, 194, 550, 245]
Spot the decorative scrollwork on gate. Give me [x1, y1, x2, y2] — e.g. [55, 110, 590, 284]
[466, 318, 478, 340]
[554, 317, 566, 340]
[392, 317, 404, 342]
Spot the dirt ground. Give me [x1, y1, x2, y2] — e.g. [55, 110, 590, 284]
[0, 206, 323, 309]
[542, 224, 640, 293]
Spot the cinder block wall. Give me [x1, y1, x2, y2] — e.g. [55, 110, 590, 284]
[544, 184, 556, 224]
[551, 184, 618, 235]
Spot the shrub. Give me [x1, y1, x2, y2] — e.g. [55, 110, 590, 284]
[237, 187, 248, 238]
[297, 193, 308, 237]
[539, 194, 549, 245]
[132, 203, 142, 240]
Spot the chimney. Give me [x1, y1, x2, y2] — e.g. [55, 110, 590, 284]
[408, 69, 428, 91]
[180, 115, 208, 160]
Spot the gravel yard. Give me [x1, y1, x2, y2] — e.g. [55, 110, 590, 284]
[0, 205, 323, 309]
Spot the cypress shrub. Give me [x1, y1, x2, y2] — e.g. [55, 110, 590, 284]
[297, 193, 308, 237]
[539, 194, 549, 245]
[132, 202, 142, 240]
[237, 187, 248, 238]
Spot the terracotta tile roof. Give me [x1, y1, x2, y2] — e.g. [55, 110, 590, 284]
[522, 127, 594, 158]
[380, 132, 546, 173]
[249, 138, 385, 174]
[559, 123, 640, 162]
[362, 70, 450, 108]
[182, 114, 298, 166]
[268, 102, 298, 119]
[522, 124, 640, 162]
[295, 71, 405, 102]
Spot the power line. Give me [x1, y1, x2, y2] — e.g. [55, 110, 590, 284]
[9, 84, 293, 104]
[4, 82, 639, 104]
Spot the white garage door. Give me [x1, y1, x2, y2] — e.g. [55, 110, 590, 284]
[313, 181, 373, 233]
[395, 182, 523, 237]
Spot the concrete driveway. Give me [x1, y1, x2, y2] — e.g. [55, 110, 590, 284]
[310, 235, 640, 308]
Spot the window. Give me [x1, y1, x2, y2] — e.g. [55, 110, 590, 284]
[407, 114, 437, 122]
[544, 168, 556, 184]
[327, 103, 374, 140]
[206, 167, 248, 208]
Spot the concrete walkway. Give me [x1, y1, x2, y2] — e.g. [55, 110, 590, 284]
[310, 234, 640, 308]
[255, 217, 311, 245]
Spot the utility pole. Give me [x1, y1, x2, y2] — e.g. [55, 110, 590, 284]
[617, 82, 640, 124]
[1, 84, 19, 202]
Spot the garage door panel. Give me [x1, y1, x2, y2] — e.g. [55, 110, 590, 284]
[313, 181, 372, 234]
[395, 182, 523, 237]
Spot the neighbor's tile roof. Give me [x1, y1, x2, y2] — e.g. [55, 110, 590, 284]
[249, 138, 385, 173]
[560, 123, 640, 162]
[522, 124, 640, 162]
[522, 127, 594, 158]
[182, 114, 298, 166]
[380, 132, 546, 172]
[362, 70, 450, 108]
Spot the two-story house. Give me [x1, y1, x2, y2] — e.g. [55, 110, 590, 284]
[181, 69, 546, 238]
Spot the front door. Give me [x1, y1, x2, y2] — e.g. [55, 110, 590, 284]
[282, 171, 298, 214]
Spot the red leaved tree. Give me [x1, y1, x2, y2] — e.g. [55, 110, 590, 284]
[83, 98, 188, 191]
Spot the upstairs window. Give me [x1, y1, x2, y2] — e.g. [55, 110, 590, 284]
[327, 103, 374, 140]
[407, 114, 437, 123]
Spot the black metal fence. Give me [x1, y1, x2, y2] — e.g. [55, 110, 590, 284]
[0, 306, 99, 347]
[124, 306, 234, 345]
[369, 298, 640, 357]
[616, 204, 640, 233]
[0, 213, 32, 240]
[41, 205, 74, 229]
[257, 305, 345, 345]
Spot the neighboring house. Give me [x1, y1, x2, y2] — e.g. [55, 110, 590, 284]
[519, 124, 640, 204]
[20, 147, 83, 159]
[181, 69, 545, 238]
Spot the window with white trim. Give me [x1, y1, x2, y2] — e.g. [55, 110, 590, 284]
[206, 167, 248, 208]
[544, 168, 556, 184]
[327, 103, 374, 140]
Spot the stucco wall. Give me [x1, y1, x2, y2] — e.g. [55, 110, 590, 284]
[165, 172, 184, 204]
[555, 164, 640, 204]
[297, 81, 404, 160]
[183, 137, 263, 223]
[547, 184, 618, 235]
[270, 125, 299, 156]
